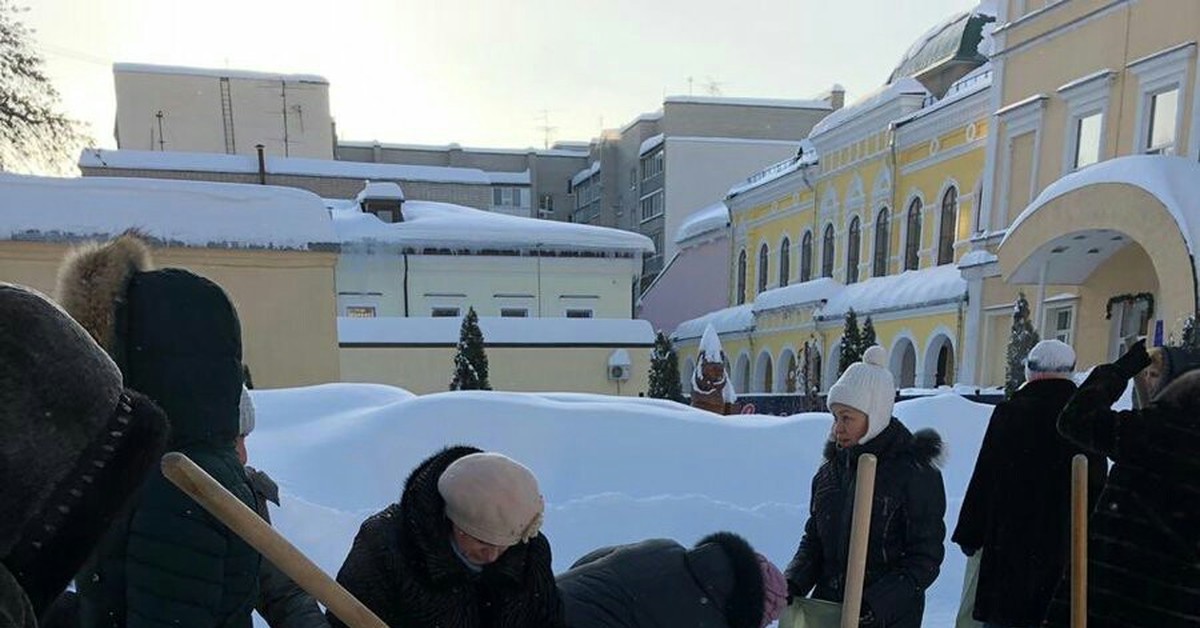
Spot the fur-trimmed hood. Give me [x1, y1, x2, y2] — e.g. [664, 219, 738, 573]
[55, 232, 153, 364]
[692, 532, 768, 628]
[823, 418, 944, 467]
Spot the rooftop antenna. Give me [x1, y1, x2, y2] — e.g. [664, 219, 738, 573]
[535, 109, 557, 149]
[704, 76, 725, 97]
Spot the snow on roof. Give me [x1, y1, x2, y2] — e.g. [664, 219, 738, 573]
[618, 112, 664, 135]
[675, 202, 729, 244]
[486, 170, 532, 185]
[0, 173, 335, 249]
[957, 249, 998, 269]
[338, 140, 589, 158]
[728, 156, 804, 198]
[355, 181, 405, 203]
[639, 134, 665, 157]
[752, 277, 843, 313]
[896, 63, 993, 126]
[1003, 155, 1200, 258]
[339, 316, 655, 346]
[673, 304, 754, 340]
[809, 78, 930, 137]
[331, 199, 654, 254]
[113, 62, 328, 84]
[571, 161, 601, 187]
[664, 95, 832, 110]
[79, 148, 520, 186]
[817, 264, 967, 319]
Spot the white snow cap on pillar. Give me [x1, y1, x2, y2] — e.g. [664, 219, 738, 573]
[699, 323, 723, 362]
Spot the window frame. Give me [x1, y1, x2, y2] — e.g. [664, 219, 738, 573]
[937, 186, 958, 266]
[873, 207, 890, 277]
[845, 216, 861, 284]
[904, 198, 922, 271]
[821, 224, 835, 279]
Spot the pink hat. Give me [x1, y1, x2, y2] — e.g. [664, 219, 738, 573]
[757, 553, 787, 627]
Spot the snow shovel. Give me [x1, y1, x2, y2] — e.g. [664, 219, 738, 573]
[161, 452, 388, 628]
[1071, 454, 1088, 628]
[779, 453, 878, 628]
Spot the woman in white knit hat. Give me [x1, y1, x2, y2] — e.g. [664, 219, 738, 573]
[785, 346, 947, 628]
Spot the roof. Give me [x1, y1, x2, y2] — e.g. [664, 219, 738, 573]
[752, 278, 843, 313]
[895, 63, 993, 126]
[80, 148, 530, 186]
[639, 134, 665, 157]
[337, 140, 588, 158]
[356, 182, 405, 203]
[673, 304, 754, 340]
[675, 202, 730, 244]
[113, 62, 328, 84]
[339, 316, 655, 346]
[817, 264, 967, 319]
[887, 2, 996, 84]
[0, 173, 335, 250]
[571, 161, 602, 187]
[330, 198, 654, 255]
[809, 78, 930, 137]
[664, 95, 832, 110]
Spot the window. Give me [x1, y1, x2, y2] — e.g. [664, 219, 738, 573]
[904, 198, 922, 271]
[1045, 305, 1074, 344]
[846, 217, 861, 284]
[1072, 113, 1103, 169]
[640, 151, 664, 180]
[492, 187, 529, 208]
[1146, 88, 1179, 154]
[500, 308, 528, 318]
[566, 308, 593, 318]
[938, 187, 957, 266]
[873, 208, 890, 277]
[821, 224, 835, 278]
[800, 231, 813, 282]
[538, 194, 554, 213]
[345, 305, 376, 318]
[431, 307, 461, 317]
[779, 237, 791, 288]
[736, 249, 747, 305]
[640, 190, 664, 222]
[650, 232, 663, 260]
[757, 243, 770, 294]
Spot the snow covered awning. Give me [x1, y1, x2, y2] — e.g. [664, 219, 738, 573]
[0, 173, 335, 250]
[752, 277, 843, 313]
[815, 264, 967, 320]
[673, 304, 754, 341]
[339, 317, 655, 347]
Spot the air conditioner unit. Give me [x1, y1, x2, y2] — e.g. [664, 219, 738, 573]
[607, 349, 632, 381]
[608, 364, 630, 381]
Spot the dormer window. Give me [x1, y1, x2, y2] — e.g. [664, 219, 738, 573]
[356, 181, 406, 223]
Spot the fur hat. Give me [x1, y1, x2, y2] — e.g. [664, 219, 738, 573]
[1025, 339, 1076, 382]
[826, 345, 895, 445]
[0, 283, 168, 614]
[437, 453, 544, 547]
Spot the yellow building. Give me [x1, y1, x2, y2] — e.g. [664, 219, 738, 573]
[674, 5, 996, 393]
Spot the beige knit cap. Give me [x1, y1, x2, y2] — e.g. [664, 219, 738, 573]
[437, 452, 545, 547]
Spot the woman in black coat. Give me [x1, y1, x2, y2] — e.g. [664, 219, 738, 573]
[786, 347, 946, 628]
[557, 532, 787, 628]
[953, 340, 1106, 626]
[330, 446, 565, 628]
[1042, 340, 1200, 627]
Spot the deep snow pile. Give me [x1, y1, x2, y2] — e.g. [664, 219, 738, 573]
[248, 384, 994, 624]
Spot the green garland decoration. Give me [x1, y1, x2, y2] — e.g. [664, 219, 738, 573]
[1104, 292, 1155, 320]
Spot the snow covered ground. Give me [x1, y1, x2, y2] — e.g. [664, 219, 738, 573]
[246, 383, 1009, 625]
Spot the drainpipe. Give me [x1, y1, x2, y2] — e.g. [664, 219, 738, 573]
[255, 144, 266, 185]
[402, 252, 410, 317]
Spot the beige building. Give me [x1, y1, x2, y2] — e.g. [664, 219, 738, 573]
[964, 0, 1200, 384]
[114, 63, 335, 159]
[0, 174, 340, 388]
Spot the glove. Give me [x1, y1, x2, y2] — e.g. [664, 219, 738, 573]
[1113, 338, 1152, 379]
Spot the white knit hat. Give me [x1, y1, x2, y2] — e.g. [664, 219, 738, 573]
[1025, 339, 1076, 381]
[238, 386, 255, 437]
[438, 453, 545, 547]
[826, 346, 895, 445]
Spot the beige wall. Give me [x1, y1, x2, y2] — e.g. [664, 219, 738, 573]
[0, 241, 339, 388]
[662, 102, 829, 140]
[114, 69, 334, 159]
[340, 345, 652, 396]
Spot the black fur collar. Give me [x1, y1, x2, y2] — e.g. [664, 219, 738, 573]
[822, 419, 944, 467]
[692, 532, 766, 628]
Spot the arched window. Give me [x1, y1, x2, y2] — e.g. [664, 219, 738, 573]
[873, 208, 890, 277]
[938, 186, 958, 265]
[779, 237, 791, 288]
[846, 217, 861, 284]
[736, 249, 747, 305]
[757, 243, 769, 294]
[800, 231, 814, 282]
[904, 198, 922, 271]
[821, 224, 835, 278]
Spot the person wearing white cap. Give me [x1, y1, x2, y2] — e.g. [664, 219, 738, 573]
[952, 339, 1106, 627]
[330, 446, 564, 628]
[785, 346, 946, 628]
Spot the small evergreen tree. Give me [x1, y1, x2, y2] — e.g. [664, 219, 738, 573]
[450, 307, 491, 391]
[1180, 314, 1200, 351]
[1004, 292, 1040, 398]
[648, 331, 683, 402]
[860, 316, 877, 356]
[839, 308, 863, 375]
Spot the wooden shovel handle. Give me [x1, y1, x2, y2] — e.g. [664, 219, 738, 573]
[162, 452, 388, 628]
[1071, 454, 1088, 628]
[842, 453, 877, 628]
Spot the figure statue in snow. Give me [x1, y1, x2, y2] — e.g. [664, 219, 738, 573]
[691, 324, 737, 415]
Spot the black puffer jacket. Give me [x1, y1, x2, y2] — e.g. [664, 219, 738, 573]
[557, 532, 769, 628]
[329, 446, 565, 628]
[786, 419, 946, 628]
[952, 379, 1107, 626]
[1043, 357, 1200, 628]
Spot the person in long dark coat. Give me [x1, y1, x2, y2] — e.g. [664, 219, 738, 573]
[1042, 339, 1200, 627]
[557, 532, 788, 628]
[952, 340, 1107, 628]
[329, 446, 564, 628]
[786, 346, 946, 628]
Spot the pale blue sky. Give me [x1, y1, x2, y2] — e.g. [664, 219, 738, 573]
[28, 0, 979, 150]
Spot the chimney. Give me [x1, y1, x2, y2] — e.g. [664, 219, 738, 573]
[827, 85, 846, 111]
[255, 144, 266, 185]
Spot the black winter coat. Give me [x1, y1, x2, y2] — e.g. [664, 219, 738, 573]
[248, 468, 329, 628]
[1043, 365, 1200, 627]
[786, 420, 946, 628]
[329, 446, 565, 628]
[557, 532, 769, 628]
[952, 379, 1107, 626]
